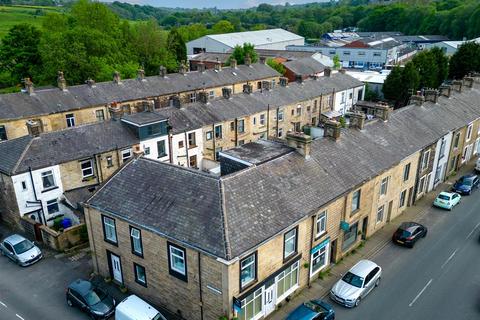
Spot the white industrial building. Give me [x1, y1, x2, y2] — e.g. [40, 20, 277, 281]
[186, 28, 305, 55]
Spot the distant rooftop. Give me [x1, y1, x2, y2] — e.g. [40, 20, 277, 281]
[219, 139, 293, 166]
[203, 29, 304, 48]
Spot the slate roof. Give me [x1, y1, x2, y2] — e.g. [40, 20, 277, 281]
[283, 57, 326, 76]
[189, 50, 313, 64]
[204, 29, 304, 48]
[0, 63, 279, 121]
[88, 84, 480, 260]
[0, 120, 138, 175]
[220, 140, 293, 165]
[120, 73, 364, 134]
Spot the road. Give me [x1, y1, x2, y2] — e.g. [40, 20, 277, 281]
[331, 188, 480, 320]
[0, 248, 92, 320]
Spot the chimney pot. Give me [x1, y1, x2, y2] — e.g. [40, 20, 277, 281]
[261, 80, 271, 91]
[171, 95, 181, 108]
[113, 71, 121, 84]
[279, 77, 289, 87]
[159, 66, 167, 77]
[214, 62, 222, 72]
[230, 59, 237, 69]
[57, 71, 67, 91]
[452, 80, 463, 92]
[85, 79, 96, 88]
[197, 63, 206, 73]
[23, 78, 34, 95]
[286, 132, 312, 159]
[108, 105, 123, 120]
[243, 83, 253, 94]
[323, 120, 342, 140]
[198, 91, 209, 104]
[137, 69, 145, 81]
[26, 119, 43, 137]
[245, 54, 252, 66]
[324, 67, 331, 77]
[259, 56, 266, 65]
[222, 87, 232, 99]
[348, 111, 366, 130]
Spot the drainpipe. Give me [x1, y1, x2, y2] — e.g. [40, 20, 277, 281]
[212, 124, 216, 160]
[93, 153, 101, 184]
[276, 107, 280, 137]
[234, 118, 238, 146]
[96, 154, 104, 183]
[168, 133, 173, 164]
[184, 131, 190, 167]
[115, 145, 121, 168]
[307, 215, 315, 288]
[266, 104, 270, 139]
[412, 154, 423, 205]
[318, 94, 323, 121]
[198, 252, 204, 320]
[28, 167, 45, 225]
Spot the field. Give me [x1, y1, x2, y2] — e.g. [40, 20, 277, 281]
[0, 5, 64, 38]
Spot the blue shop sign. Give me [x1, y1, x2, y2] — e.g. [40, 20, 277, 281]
[311, 237, 330, 254]
[340, 221, 350, 231]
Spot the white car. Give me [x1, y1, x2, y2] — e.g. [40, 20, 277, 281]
[475, 158, 480, 172]
[0, 234, 42, 266]
[330, 259, 381, 307]
[115, 295, 167, 320]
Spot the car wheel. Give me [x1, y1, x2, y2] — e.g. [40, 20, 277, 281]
[66, 299, 73, 307]
[375, 278, 381, 287]
[408, 242, 414, 248]
[355, 298, 361, 307]
[423, 229, 428, 237]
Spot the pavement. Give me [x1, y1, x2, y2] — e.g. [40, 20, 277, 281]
[270, 161, 480, 320]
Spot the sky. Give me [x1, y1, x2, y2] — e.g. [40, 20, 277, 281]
[102, 0, 328, 10]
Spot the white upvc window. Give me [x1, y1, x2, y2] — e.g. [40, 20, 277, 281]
[41, 170, 56, 190]
[376, 205, 385, 223]
[130, 227, 142, 256]
[276, 261, 299, 302]
[283, 228, 297, 259]
[81, 159, 94, 178]
[466, 124, 473, 142]
[169, 245, 186, 276]
[380, 177, 389, 196]
[316, 211, 327, 238]
[278, 109, 284, 121]
[259, 114, 266, 126]
[421, 150, 430, 171]
[240, 253, 256, 289]
[103, 216, 117, 244]
[239, 288, 262, 320]
[121, 149, 132, 163]
[296, 105, 302, 116]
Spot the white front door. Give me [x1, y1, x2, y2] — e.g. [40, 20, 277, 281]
[110, 253, 122, 284]
[263, 284, 276, 316]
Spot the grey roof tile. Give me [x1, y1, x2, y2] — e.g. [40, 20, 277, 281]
[283, 57, 326, 76]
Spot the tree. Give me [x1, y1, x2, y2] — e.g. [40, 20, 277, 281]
[332, 55, 341, 69]
[167, 28, 187, 66]
[449, 41, 480, 79]
[382, 66, 404, 106]
[212, 20, 234, 34]
[364, 83, 380, 101]
[266, 58, 286, 75]
[228, 43, 258, 65]
[0, 24, 42, 83]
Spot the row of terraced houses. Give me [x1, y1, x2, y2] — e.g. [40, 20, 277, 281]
[1, 57, 480, 320]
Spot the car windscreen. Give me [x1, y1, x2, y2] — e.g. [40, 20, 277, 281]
[438, 194, 450, 200]
[13, 240, 34, 254]
[463, 179, 473, 186]
[84, 288, 106, 306]
[153, 313, 166, 320]
[397, 229, 412, 238]
[342, 271, 364, 288]
[303, 301, 327, 314]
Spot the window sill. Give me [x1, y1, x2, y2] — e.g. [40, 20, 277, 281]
[350, 208, 360, 217]
[283, 252, 298, 264]
[134, 279, 147, 288]
[104, 239, 118, 247]
[41, 186, 59, 193]
[314, 231, 327, 242]
[82, 176, 96, 182]
[157, 155, 168, 159]
[132, 251, 144, 259]
[188, 145, 197, 149]
[239, 279, 258, 293]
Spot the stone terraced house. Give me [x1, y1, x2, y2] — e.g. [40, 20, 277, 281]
[84, 75, 480, 320]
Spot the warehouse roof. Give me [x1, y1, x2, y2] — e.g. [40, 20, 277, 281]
[202, 29, 304, 48]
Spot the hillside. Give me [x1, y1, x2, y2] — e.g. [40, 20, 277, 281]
[0, 5, 64, 38]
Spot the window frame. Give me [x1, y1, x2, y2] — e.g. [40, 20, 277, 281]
[259, 114, 266, 126]
[121, 149, 132, 163]
[66, 113, 75, 127]
[129, 226, 143, 257]
[421, 150, 430, 171]
[188, 132, 196, 148]
[466, 124, 473, 141]
[46, 198, 59, 215]
[133, 263, 147, 287]
[167, 242, 188, 282]
[315, 211, 327, 239]
[215, 125, 222, 139]
[283, 227, 298, 260]
[399, 189, 407, 208]
[238, 119, 245, 133]
[0, 125, 7, 141]
[102, 215, 118, 245]
[376, 205, 385, 223]
[80, 159, 94, 178]
[239, 252, 257, 291]
[41, 170, 56, 190]
[157, 140, 167, 158]
[380, 177, 389, 196]
[351, 189, 361, 213]
[278, 109, 284, 121]
[95, 109, 105, 122]
[206, 131, 213, 141]
[106, 155, 113, 168]
[403, 163, 411, 181]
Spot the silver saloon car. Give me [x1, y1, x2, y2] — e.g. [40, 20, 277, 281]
[0, 234, 42, 267]
[330, 259, 381, 307]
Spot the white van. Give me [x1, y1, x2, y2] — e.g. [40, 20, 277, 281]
[475, 158, 480, 172]
[115, 295, 167, 320]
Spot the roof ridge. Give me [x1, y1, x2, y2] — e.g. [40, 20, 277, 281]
[12, 136, 34, 175]
[139, 156, 220, 180]
[219, 179, 232, 260]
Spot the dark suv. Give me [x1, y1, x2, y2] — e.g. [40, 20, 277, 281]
[392, 222, 427, 248]
[452, 174, 479, 195]
[66, 279, 115, 319]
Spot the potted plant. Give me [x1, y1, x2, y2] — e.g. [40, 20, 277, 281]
[119, 284, 128, 293]
[104, 276, 112, 283]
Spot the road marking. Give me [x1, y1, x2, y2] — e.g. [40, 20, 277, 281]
[15, 314, 24, 320]
[409, 278, 433, 307]
[0, 300, 6, 308]
[441, 249, 458, 269]
[465, 222, 480, 240]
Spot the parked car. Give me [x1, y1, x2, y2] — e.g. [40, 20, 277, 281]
[286, 299, 335, 320]
[392, 222, 427, 248]
[115, 295, 167, 320]
[66, 279, 115, 319]
[330, 259, 381, 308]
[475, 158, 480, 172]
[0, 234, 42, 266]
[452, 174, 479, 195]
[433, 191, 461, 210]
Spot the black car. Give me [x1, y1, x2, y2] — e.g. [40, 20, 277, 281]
[392, 222, 427, 248]
[452, 174, 479, 195]
[66, 279, 115, 319]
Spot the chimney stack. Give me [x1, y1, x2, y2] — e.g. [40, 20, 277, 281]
[286, 132, 312, 159]
[146, 100, 155, 112]
[279, 77, 288, 87]
[376, 104, 391, 121]
[57, 71, 67, 91]
[85, 79, 96, 88]
[172, 95, 181, 108]
[243, 83, 253, 94]
[339, 69, 346, 74]
[108, 105, 123, 121]
[295, 74, 303, 83]
[26, 119, 43, 137]
[159, 66, 167, 78]
[179, 62, 187, 75]
[261, 80, 271, 91]
[424, 88, 439, 104]
[198, 91, 209, 104]
[230, 58, 237, 69]
[197, 63, 206, 73]
[324, 120, 342, 140]
[452, 80, 462, 92]
[245, 54, 252, 66]
[214, 62, 222, 72]
[439, 85, 451, 98]
[259, 56, 266, 65]
[222, 87, 232, 99]
[113, 71, 121, 84]
[409, 94, 424, 107]
[349, 111, 366, 130]
[137, 69, 145, 81]
[23, 78, 34, 95]
[324, 67, 331, 77]
[463, 76, 474, 88]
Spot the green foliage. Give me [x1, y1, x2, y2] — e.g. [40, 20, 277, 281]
[364, 83, 380, 101]
[333, 54, 341, 69]
[339, 116, 346, 128]
[167, 27, 187, 66]
[266, 58, 285, 75]
[212, 20, 234, 34]
[449, 41, 480, 79]
[382, 66, 406, 107]
[228, 43, 258, 65]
